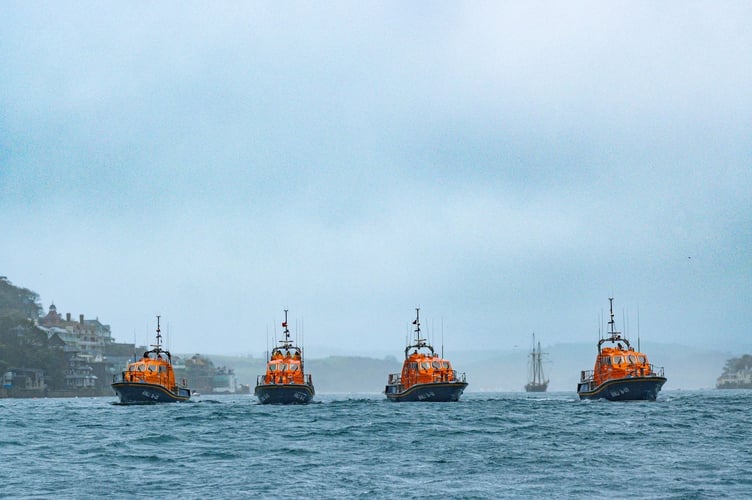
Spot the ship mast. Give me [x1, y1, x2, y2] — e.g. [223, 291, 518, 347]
[414, 308, 421, 344]
[152, 315, 162, 356]
[607, 297, 621, 341]
[600, 297, 631, 351]
[279, 309, 293, 350]
[404, 307, 434, 358]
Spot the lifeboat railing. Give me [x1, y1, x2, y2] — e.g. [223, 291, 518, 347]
[256, 374, 314, 387]
[580, 364, 665, 384]
[113, 371, 145, 384]
[113, 371, 188, 389]
[388, 371, 466, 385]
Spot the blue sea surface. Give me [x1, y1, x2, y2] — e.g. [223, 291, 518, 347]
[2, 390, 751, 499]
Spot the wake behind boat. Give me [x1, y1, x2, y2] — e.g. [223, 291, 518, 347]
[254, 310, 315, 404]
[111, 316, 191, 404]
[384, 308, 468, 402]
[577, 298, 666, 401]
[525, 333, 549, 392]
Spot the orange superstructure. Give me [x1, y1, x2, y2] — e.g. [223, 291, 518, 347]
[263, 348, 306, 385]
[577, 298, 666, 401]
[121, 354, 180, 388]
[588, 343, 656, 388]
[395, 349, 459, 388]
[385, 308, 467, 402]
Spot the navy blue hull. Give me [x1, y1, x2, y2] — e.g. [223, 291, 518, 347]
[112, 382, 191, 404]
[254, 384, 315, 404]
[385, 382, 468, 402]
[577, 376, 667, 401]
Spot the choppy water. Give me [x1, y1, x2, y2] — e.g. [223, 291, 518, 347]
[2, 390, 751, 499]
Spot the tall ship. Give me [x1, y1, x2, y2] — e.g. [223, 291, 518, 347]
[385, 308, 468, 402]
[254, 310, 315, 404]
[525, 333, 549, 392]
[577, 298, 666, 401]
[111, 316, 191, 404]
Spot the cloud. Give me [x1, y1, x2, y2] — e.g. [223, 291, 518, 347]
[1, 2, 750, 357]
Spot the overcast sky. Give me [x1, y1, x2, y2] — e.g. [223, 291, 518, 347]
[1, 2, 750, 357]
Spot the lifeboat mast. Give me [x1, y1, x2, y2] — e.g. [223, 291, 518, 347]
[405, 308, 435, 358]
[149, 315, 171, 362]
[279, 309, 294, 350]
[276, 309, 303, 369]
[598, 297, 631, 352]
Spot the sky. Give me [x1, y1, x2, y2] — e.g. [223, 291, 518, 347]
[1, 1, 750, 357]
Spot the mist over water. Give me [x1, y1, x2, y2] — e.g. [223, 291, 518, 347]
[3, 390, 751, 498]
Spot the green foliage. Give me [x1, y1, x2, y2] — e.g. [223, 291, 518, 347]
[0, 317, 68, 388]
[0, 277, 42, 320]
[722, 354, 752, 375]
[0, 277, 67, 388]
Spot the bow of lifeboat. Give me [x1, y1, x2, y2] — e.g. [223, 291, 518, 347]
[577, 298, 667, 401]
[111, 316, 191, 404]
[254, 310, 315, 405]
[384, 308, 468, 402]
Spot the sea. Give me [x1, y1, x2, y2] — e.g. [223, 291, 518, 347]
[2, 390, 751, 499]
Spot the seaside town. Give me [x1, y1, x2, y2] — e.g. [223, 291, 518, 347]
[0, 276, 248, 398]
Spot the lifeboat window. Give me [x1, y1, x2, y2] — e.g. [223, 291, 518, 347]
[137, 365, 145, 372]
[443, 362, 450, 369]
[613, 356, 624, 364]
[269, 364, 277, 372]
[421, 362, 431, 370]
[638, 355, 647, 363]
[159, 365, 167, 373]
[289, 364, 299, 371]
[279, 364, 287, 371]
[627, 355, 637, 364]
[432, 361, 441, 369]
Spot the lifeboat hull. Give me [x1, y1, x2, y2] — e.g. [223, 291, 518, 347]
[385, 381, 468, 402]
[111, 382, 191, 404]
[254, 384, 315, 405]
[577, 376, 667, 401]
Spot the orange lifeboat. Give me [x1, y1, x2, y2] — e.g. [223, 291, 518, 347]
[385, 308, 468, 402]
[577, 298, 667, 401]
[111, 316, 191, 404]
[254, 309, 314, 404]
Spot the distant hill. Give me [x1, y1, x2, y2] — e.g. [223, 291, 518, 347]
[188, 354, 402, 393]
[199, 342, 729, 394]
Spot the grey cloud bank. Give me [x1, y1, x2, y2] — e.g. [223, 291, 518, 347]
[1, 2, 750, 357]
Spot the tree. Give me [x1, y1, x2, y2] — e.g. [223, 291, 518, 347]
[0, 277, 43, 320]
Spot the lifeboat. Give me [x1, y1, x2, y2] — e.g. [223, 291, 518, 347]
[254, 310, 315, 404]
[111, 316, 191, 404]
[577, 298, 667, 401]
[385, 308, 468, 402]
